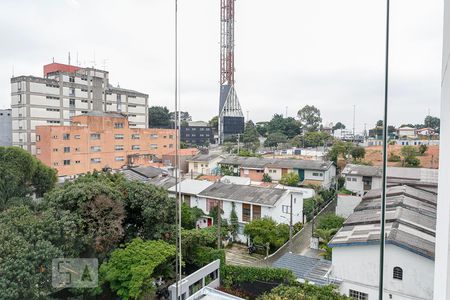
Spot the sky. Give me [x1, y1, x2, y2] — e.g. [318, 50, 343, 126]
[0, 0, 444, 133]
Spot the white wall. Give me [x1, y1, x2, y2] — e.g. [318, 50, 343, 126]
[434, 0, 450, 297]
[333, 244, 434, 299]
[344, 175, 364, 194]
[336, 195, 361, 218]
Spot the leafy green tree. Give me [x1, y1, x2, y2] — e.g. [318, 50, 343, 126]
[266, 115, 301, 138]
[0, 206, 86, 299]
[259, 284, 350, 299]
[209, 116, 219, 133]
[327, 141, 353, 163]
[262, 173, 272, 183]
[424, 115, 440, 132]
[181, 227, 225, 268]
[256, 121, 269, 137]
[244, 217, 290, 252]
[316, 213, 345, 230]
[332, 122, 346, 131]
[401, 145, 417, 158]
[169, 111, 192, 123]
[280, 172, 300, 187]
[120, 180, 175, 241]
[419, 144, 428, 155]
[350, 146, 366, 160]
[400, 146, 421, 167]
[181, 202, 205, 229]
[32, 160, 57, 198]
[264, 132, 288, 148]
[242, 120, 260, 152]
[100, 238, 176, 300]
[297, 105, 322, 132]
[404, 156, 421, 167]
[44, 179, 125, 256]
[148, 106, 171, 128]
[303, 131, 332, 147]
[229, 202, 239, 239]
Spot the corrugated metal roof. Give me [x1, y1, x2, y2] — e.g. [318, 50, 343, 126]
[198, 182, 287, 206]
[329, 185, 437, 260]
[273, 253, 339, 286]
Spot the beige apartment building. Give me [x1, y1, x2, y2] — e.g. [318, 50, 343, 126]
[11, 62, 148, 154]
[35, 112, 175, 177]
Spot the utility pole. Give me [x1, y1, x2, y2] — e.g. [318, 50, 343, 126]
[237, 133, 240, 154]
[285, 106, 288, 118]
[289, 194, 293, 253]
[352, 104, 356, 143]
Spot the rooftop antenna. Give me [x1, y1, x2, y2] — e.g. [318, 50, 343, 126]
[102, 59, 109, 71]
[52, 57, 55, 63]
[285, 106, 288, 118]
[76, 51, 79, 66]
[68, 52, 71, 65]
[12, 65, 14, 77]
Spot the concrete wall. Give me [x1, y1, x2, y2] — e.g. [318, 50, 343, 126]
[434, 0, 450, 297]
[333, 244, 434, 299]
[0, 109, 12, 146]
[336, 195, 361, 218]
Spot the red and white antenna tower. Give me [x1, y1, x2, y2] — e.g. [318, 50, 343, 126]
[218, 0, 244, 143]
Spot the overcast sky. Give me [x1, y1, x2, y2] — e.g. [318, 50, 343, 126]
[0, 0, 443, 132]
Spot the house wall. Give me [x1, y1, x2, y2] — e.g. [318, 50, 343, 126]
[335, 195, 362, 218]
[35, 115, 176, 177]
[344, 175, 364, 195]
[265, 167, 283, 181]
[332, 244, 434, 300]
[240, 168, 265, 181]
[188, 156, 222, 175]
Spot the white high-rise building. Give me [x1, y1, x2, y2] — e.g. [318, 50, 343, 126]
[11, 62, 148, 154]
[433, 0, 450, 298]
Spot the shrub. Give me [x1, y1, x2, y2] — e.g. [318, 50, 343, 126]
[244, 217, 290, 252]
[316, 213, 345, 231]
[388, 152, 401, 162]
[222, 265, 296, 288]
[418, 144, 428, 155]
[280, 172, 300, 186]
[262, 173, 272, 183]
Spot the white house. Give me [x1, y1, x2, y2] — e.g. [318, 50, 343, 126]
[330, 185, 436, 300]
[397, 126, 417, 138]
[167, 179, 214, 206]
[194, 182, 303, 242]
[341, 164, 438, 196]
[187, 153, 225, 175]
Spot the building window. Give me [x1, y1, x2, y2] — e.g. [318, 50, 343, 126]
[69, 76, 75, 83]
[282, 205, 291, 214]
[36, 148, 41, 154]
[115, 156, 125, 161]
[169, 135, 174, 139]
[91, 158, 101, 164]
[131, 134, 140, 139]
[63, 133, 70, 140]
[253, 205, 261, 220]
[352, 178, 357, 182]
[131, 145, 140, 150]
[114, 123, 124, 129]
[46, 108, 60, 112]
[75, 160, 81, 164]
[63, 160, 71, 166]
[52, 148, 58, 152]
[53, 162, 59, 166]
[90, 133, 101, 140]
[75, 147, 80, 152]
[47, 120, 60, 124]
[346, 177, 352, 181]
[206, 199, 223, 212]
[393, 267, 403, 280]
[169, 144, 174, 149]
[115, 134, 124, 140]
[63, 147, 70, 153]
[150, 133, 158, 139]
[69, 99, 76, 107]
[69, 88, 75, 96]
[115, 145, 124, 151]
[242, 204, 251, 222]
[90, 146, 102, 152]
[150, 144, 158, 149]
[36, 135, 40, 141]
[349, 290, 368, 300]
[312, 172, 323, 177]
[74, 135, 81, 139]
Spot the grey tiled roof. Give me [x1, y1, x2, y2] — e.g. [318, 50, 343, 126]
[129, 166, 167, 179]
[218, 156, 333, 171]
[273, 253, 339, 286]
[342, 164, 382, 177]
[187, 153, 222, 162]
[148, 176, 177, 189]
[120, 169, 149, 182]
[198, 182, 287, 206]
[329, 185, 436, 260]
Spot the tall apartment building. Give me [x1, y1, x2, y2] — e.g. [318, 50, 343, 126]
[11, 62, 148, 154]
[35, 112, 176, 177]
[0, 109, 12, 146]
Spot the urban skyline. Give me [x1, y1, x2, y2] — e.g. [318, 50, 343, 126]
[0, 0, 443, 132]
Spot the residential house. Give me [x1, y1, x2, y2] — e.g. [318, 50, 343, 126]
[329, 185, 436, 299]
[397, 126, 417, 138]
[187, 153, 224, 175]
[168, 179, 214, 207]
[218, 156, 336, 188]
[195, 182, 303, 242]
[120, 165, 168, 182]
[342, 164, 438, 196]
[162, 148, 200, 173]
